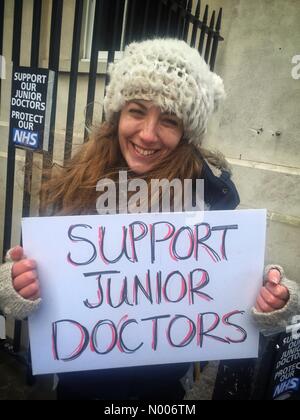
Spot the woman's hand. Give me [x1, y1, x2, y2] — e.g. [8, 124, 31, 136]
[255, 269, 289, 313]
[9, 246, 40, 301]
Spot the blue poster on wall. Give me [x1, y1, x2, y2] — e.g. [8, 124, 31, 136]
[9, 66, 55, 151]
[267, 331, 300, 400]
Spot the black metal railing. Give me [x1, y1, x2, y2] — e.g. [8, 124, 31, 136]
[1, 0, 23, 358]
[64, 0, 84, 162]
[83, 0, 223, 139]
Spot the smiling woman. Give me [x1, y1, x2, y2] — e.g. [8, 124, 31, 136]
[39, 39, 226, 216]
[118, 100, 183, 175]
[1, 38, 299, 401]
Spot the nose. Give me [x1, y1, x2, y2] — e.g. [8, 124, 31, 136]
[139, 116, 159, 144]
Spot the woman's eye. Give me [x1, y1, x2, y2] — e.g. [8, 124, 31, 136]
[162, 118, 179, 127]
[128, 108, 144, 116]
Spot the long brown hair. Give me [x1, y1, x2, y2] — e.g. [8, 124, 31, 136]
[40, 119, 209, 216]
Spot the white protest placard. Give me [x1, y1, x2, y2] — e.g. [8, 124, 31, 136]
[22, 210, 266, 375]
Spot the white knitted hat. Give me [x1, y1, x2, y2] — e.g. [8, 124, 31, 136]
[104, 38, 225, 145]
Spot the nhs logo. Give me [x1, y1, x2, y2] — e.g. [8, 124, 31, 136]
[13, 128, 39, 149]
[273, 378, 300, 399]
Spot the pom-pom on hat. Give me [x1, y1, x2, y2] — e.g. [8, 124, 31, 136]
[104, 38, 225, 145]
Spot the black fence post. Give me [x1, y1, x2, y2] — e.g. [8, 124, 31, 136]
[84, 0, 104, 139]
[42, 0, 63, 168]
[190, 0, 201, 47]
[22, 0, 42, 384]
[64, 0, 84, 163]
[3, 0, 23, 354]
[182, 0, 192, 41]
[22, 0, 42, 219]
[210, 7, 222, 71]
[142, 0, 151, 39]
[175, 2, 185, 39]
[204, 10, 215, 64]
[3, 1, 22, 262]
[155, 0, 163, 35]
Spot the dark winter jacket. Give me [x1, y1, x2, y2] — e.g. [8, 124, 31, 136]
[56, 161, 240, 400]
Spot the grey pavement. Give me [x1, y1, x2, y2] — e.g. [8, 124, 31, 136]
[0, 347, 56, 400]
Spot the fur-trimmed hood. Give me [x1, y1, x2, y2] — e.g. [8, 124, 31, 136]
[201, 153, 240, 211]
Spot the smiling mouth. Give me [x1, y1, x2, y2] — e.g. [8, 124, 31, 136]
[131, 143, 160, 157]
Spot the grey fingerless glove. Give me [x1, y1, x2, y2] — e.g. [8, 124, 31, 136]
[251, 264, 299, 333]
[0, 250, 42, 320]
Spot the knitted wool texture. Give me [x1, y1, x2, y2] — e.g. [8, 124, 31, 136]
[252, 265, 299, 332]
[103, 38, 225, 145]
[0, 251, 41, 320]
